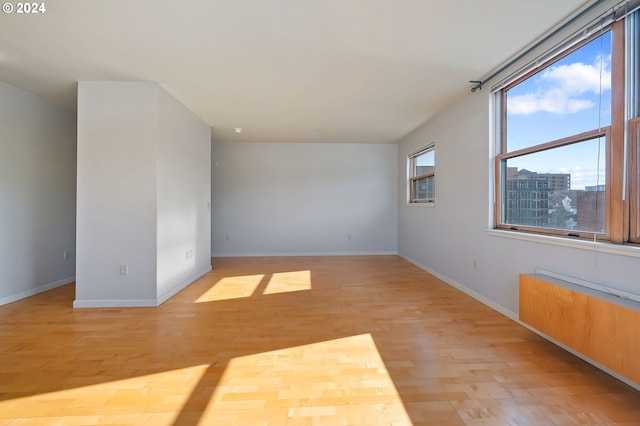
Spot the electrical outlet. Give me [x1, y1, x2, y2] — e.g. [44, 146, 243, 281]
[119, 264, 128, 275]
[225, 235, 230, 242]
[63, 250, 70, 260]
[473, 259, 479, 269]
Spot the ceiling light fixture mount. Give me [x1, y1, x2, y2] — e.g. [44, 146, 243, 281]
[233, 127, 242, 134]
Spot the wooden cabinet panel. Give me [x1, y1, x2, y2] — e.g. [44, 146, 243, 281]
[520, 274, 640, 385]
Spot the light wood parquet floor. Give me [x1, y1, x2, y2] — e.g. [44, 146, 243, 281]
[0, 256, 639, 425]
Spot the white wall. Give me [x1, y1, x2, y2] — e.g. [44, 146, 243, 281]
[76, 82, 159, 305]
[0, 82, 77, 305]
[76, 82, 211, 307]
[397, 89, 640, 316]
[211, 142, 398, 256]
[156, 89, 211, 301]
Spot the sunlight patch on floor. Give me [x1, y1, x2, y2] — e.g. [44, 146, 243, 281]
[195, 270, 313, 302]
[263, 270, 312, 295]
[201, 333, 412, 424]
[0, 364, 211, 424]
[195, 274, 265, 302]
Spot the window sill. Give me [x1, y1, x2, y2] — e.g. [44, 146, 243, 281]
[486, 229, 640, 259]
[407, 202, 435, 207]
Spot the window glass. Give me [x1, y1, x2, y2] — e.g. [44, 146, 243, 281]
[504, 136, 606, 233]
[409, 145, 435, 203]
[506, 33, 612, 152]
[415, 150, 434, 176]
[413, 176, 434, 201]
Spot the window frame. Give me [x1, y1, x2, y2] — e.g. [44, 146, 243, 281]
[495, 128, 612, 240]
[630, 117, 640, 242]
[408, 144, 435, 204]
[493, 20, 631, 244]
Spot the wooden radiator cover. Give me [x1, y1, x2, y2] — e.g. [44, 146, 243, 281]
[519, 273, 640, 385]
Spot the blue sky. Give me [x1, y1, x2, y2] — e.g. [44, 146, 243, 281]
[506, 31, 611, 190]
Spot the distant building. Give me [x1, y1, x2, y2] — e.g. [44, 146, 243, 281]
[507, 168, 570, 191]
[585, 184, 605, 192]
[505, 168, 571, 228]
[416, 166, 434, 175]
[506, 168, 606, 233]
[414, 166, 435, 200]
[576, 189, 605, 233]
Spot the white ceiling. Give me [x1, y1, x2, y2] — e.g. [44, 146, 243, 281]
[0, 0, 590, 143]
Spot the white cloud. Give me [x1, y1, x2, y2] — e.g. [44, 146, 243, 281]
[568, 168, 606, 189]
[508, 55, 611, 115]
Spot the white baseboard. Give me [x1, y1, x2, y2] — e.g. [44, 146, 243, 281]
[398, 253, 518, 320]
[0, 276, 75, 307]
[211, 251, 398, 257]
[156, 264, 212, 305]
[73, 265, 213, 308]
[73, 298, 158, 308]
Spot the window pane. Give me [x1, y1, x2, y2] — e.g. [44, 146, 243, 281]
[415, 150, 434, 176]
[633, 120, 640, 240]
[413, 176, 434, 201]
[506, 32, 612, 151]
[503, 137, 606, 233]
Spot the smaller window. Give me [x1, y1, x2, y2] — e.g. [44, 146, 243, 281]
[409, 144, 435, 203]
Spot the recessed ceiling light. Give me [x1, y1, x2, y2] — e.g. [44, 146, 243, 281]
[234, 127, 242, 133]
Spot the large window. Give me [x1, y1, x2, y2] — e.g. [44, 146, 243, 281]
[409, 144, 435, 203]
[495, 9, 640, 245]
